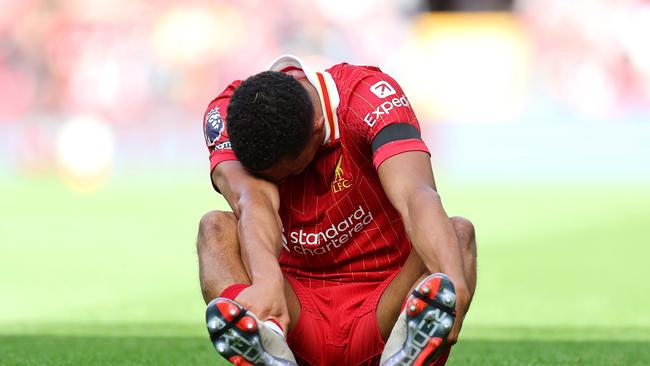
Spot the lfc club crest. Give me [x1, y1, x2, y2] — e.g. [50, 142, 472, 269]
[331, 155, 352, 193]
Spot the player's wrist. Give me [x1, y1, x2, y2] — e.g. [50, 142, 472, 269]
[251, 267, 284, 288]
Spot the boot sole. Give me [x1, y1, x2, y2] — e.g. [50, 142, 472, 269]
[381, 273, 456, 366]
[206, 298, 298, 366]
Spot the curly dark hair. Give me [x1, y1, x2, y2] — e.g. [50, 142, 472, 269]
[226, 71, 315, 171]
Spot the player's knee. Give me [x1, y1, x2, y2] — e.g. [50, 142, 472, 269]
[450, 216, 476, 257]
[197, 210, 236, 248]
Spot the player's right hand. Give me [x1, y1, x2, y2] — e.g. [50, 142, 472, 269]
[234, 281, 290, 333]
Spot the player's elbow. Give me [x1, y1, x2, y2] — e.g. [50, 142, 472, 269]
[401, 186, 442, 228]
[406, 186, 442, 212]
[237, 180, 280, 216]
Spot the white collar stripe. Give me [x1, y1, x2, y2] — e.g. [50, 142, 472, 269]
[268, 55, 340, 145]
[315, 72, 339, 144]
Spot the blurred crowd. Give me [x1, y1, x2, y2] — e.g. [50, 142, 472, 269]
[0, 0, 421, 182]
[519, 0, 650, 117]
[0, 0, 423, 124]
[0, 0, 648, 185]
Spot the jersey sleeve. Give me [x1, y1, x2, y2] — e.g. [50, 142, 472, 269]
[344, 70, 430, 169]
[202, 81, 241, 190]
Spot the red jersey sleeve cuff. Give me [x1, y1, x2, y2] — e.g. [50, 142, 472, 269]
[372, 138, 430, 169]
[210, 150, 238, 171]
[209, 150, 238, 192]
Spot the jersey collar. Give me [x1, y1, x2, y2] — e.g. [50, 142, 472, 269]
[268, 55, 340, 145]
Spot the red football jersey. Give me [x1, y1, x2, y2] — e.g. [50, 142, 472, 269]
[203, 55, 430, 288]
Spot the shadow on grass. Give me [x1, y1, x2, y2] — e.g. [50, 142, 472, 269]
[1, 335, 649, 366]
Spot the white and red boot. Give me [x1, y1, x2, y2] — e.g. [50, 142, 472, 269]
[206, 298, 298, 366]
[380, 273, 456, 366]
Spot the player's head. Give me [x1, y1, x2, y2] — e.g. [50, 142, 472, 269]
[227, 71, 324, 183]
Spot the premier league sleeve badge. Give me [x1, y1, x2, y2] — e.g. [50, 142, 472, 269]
[204, 107, 225, 147]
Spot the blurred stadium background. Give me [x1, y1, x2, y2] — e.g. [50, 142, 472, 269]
[1, 0, 649, 365]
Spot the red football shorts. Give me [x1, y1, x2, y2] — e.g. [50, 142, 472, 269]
[285, 272, 399, 366]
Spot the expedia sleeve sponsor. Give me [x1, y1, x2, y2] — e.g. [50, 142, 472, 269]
[346, 71, 420, 145]
[363, 95, 412, 128]
[343, 69, 428, 170]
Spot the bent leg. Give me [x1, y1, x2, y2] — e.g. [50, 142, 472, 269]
[376, 216, 477, 340]
[196, 210, 301, 330]
[197, 210, 250, 302]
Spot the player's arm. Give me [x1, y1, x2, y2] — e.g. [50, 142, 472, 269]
[212, 160, 284, 279]
[345, 65, 470, 341]
[211, 160, 290, 329]
[203, 89, 285, 296]
[345, 68, 468, 300]
[377, 150, 470, 342]
[203, 91, 288, 329]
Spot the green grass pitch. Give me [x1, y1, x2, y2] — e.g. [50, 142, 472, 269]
[1, 175, 649, 365]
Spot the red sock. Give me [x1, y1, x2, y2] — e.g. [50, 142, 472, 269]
[219, 284, 250, 300]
